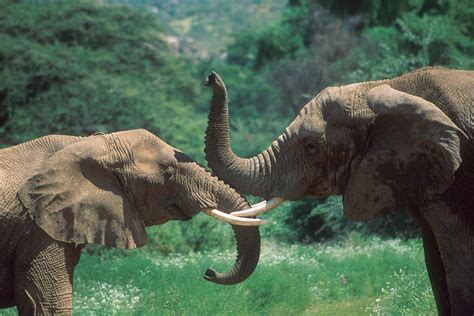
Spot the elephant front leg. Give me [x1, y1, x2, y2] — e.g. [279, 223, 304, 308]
[420, 226, 450, 315]
[434, 240, 474, 315]
[421, 201, 474, 315]
[412, 208, 450, 315]
[15, 288, 37, 315]
[14, 231, 81, 315]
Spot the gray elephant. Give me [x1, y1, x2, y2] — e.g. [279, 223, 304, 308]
[204, 67, 474, 315]
[0, 129, 265, 315]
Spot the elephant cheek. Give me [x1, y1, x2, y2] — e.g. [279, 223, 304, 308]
[308, 186, 334, 197]
[306, 168, 333, 197]
[344, 181, 396, 221]
[145, 215, 170, 226]
[144, 204, 192, 225]
[165, 206, 194, 222]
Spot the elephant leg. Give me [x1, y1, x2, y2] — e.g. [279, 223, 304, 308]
[14, 230, 81, 315]
[15, 288, 37, 315]
[420, 226, 450, 315]
[434, 241, 474, 315]
[411, 208, 450, 315]
[420, 201, 474, 315]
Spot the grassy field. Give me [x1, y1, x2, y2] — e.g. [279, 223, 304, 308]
[3, 237, 436, 315]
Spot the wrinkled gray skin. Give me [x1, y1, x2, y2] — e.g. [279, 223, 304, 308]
[205, 67, 474, 315]
[0, 129, 260, 315]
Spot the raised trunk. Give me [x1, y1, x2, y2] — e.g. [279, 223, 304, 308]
[205, 72, 284, 198]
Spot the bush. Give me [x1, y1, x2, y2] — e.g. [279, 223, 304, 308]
[228, 5, 308, 69]
[261, 197, 420, 244]
[0, 2, 206, 159]
[346, 0, 474, 81]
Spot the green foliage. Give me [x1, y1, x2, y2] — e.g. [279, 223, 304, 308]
[347, 0, 474, 81]
[145, 215, 238, 254]
[261, 197, 419, 244]
[261, 197, 346, 243]
[317, 0, 422, 25]
[369, 267, 437, 314]
[142, 0, 286, 60]
[253, 16, 305, 68]
[0, 1, 205, 158]
[226, 31, 259, 67]
[228, 5, 308, 69]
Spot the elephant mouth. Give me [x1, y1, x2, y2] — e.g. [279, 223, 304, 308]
[169, 204, 194, 221]
[306, 181, 334, 197]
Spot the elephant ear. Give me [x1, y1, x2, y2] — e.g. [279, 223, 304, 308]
[18, 135, 147, 249]
[344, 84, 466, 220]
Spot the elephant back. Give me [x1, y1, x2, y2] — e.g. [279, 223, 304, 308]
[0, 135, 82, 212]
[389, 67, 474, 139]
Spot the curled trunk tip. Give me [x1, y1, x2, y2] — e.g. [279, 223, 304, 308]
[205, 71, 218, 86]
[203, 225, 260, 285]
[204, 268, 217, 280]
[204, 71, 226, 91]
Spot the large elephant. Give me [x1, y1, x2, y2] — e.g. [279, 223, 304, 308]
[0, 128, 264, 315]
[204, 67, 474, 315]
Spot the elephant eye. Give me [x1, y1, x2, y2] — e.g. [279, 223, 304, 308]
[161, 165, 175, 180]
[304, 139, 318, 154]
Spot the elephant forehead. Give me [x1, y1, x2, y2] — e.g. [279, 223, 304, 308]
[290, 99, 325, 136]
[130, 137, 178, 174]
[319, 84, 375, 128]
[321, 85, 366, 110]
[299, 117, 326, 135]
[319, 87, 348, 120]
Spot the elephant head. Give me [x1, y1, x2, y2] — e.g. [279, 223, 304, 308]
[204, 72, 466, 220]
[18, 129, 264, 285]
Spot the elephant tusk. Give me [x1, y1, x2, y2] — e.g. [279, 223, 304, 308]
[230, 197, 285, 217]
[203, 209, 267, 226]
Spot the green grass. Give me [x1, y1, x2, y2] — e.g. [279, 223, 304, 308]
[2, 237, 436, 315]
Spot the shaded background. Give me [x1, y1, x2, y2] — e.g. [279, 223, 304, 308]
[1, 0, 472, 314]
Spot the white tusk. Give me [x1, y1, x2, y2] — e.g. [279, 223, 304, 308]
[203, 209, 267, 226]
[230, 197, 285, 217]
[249, 200, 266, 208]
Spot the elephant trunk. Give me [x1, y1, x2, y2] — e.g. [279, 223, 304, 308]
[204, 225, 260, 285]
[194, 166, 261, 285]
[205, 72, 285, 199]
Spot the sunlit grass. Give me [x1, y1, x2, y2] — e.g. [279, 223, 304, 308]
[2, 237, 436, 315]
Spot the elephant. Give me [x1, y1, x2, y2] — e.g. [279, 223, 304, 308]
[0, 128, 266, 315]
[203, 67, 474, 315]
